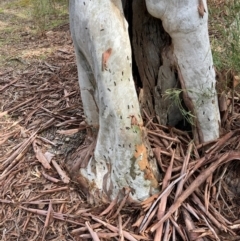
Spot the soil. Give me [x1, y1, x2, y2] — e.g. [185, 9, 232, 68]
[0, 2, 91, 240]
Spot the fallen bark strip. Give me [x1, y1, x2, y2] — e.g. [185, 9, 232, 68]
[150, 151, 240, 232]
[100, 194, 119, 216]
[141, 206, 158, 233]
[169, 216, 186, 240]
[38, 118, 56, 133]
[42, 172, 61, 183]
[22, 213, 32, 233]
[0, 97, 35, 118]
[154, 149, 175, 241]
[162, 219, 170, 241]
[1, 130, 38, 171]
[20, 206, 85, 226]
[182, 208, 204, 241]
[192, 193, 227, 232]
[207, 200, 233, 226]
[171, 144, 192, 241]
[45, 201, 53, 228]
[80, 232, 119, 239]
[118, 215, 124, 241]
[0, 131, 38, 181]
[0, 199, 15, 204]
[92, 216, 143, 241]
[85, 221, 101, 241]
[205, 130, 239, 154]
[183, 203, 200, 221]
[71, 223, 102, 235]
[23, 199, 68, 205]
[201, 214, 220, 241]
[187, 156, 214, 181]
[122, 216, 132, 230]
[41, 201, 53, 241]
[38, 186, 69, 194]
[52, 160, 70, 184]
[196, 139, 217, 150]
[0, 131, 19, 146]
[139, 173, 186, 232]
[112, 188, 131, 219]
[175, 143, 192, 200]
[148, 130, 181, 143]
[36, 136, 57, 146]
[0, 78, 18, 92]
[33, 140, 52, 169]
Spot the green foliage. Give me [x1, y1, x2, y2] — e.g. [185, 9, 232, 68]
[30, 0, 68, 33]
[209, 0, 240, 74]
[16, 0, 32, 7]
[164, 85, 218, 126]
[164, 89, 196, 126]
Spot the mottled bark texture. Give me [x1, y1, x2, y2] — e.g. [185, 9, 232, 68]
[68, 0, 220, 202]
[69, 0, 159, 202]
[146, 0, 220, 143]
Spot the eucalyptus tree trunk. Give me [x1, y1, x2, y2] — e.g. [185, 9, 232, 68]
[68, 0, 220, 202]
[146, 0, 220, 143]
[69, 0, 159, 202]
[131, 0, 182, 126]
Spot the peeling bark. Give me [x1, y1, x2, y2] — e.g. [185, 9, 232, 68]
[132, 0, 163, 116]
[131, 0, 182, 126]
[132, 0, 182, 125]
[156, 46, 183, 126]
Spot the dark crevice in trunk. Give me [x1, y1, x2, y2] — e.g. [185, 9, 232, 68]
[123, 1, 142, 90]
[122, 0, 193, 135]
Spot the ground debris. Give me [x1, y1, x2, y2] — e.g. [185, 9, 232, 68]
[1, 11, 240, 241]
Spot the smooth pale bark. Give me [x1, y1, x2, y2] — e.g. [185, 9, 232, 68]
[69, 0, 159, 202]
[146, 0, 220, 143]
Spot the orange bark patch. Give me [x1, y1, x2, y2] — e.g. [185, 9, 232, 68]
[130, 115, 139, 126]
[135, 144, 158, 188]
[233, 75, 240, 88]
[134, 144, 148, 170]
[102, 48, 112, 71]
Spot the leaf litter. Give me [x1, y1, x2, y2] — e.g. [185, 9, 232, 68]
[1, 14, 240, 241]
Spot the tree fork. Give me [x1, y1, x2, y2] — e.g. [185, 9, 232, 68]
[146, 0, 220, 142]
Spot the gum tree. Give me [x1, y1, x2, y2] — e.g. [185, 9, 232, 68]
[68, 0, 220, 202]
[146, 0, 220, 144]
